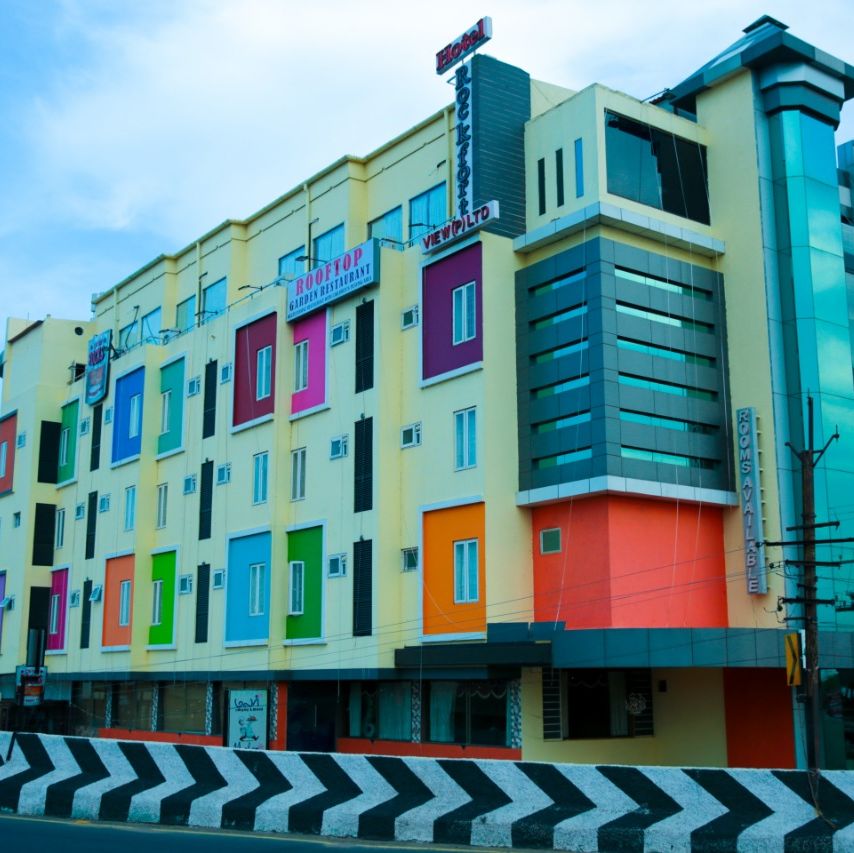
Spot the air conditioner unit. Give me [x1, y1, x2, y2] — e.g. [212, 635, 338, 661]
[212, 569, 226, 589]
[0, 595, 15, 611]
[187, 376, 201, 396]
[330, 435, 348, 459]
[401, 423, 422, 448]
[330, 321, 350, 346]
[15, 432, 26, 449]
[401, 305, 419, 329]
[98, 494, 111, 513]
[328, 553, 347, 577]
[216, 463, 231, 485]
[220, 363, 232, 384]
[178, 574, 193, 595]
[69, 590, 81, 608]
[402, 547, 419, 572]
[75, 503, 85, 520]
[80, 418, 91, 436]
[88, 585, 103, 603]
[183, 474, 197, 495]
[104, 407, 113, 424]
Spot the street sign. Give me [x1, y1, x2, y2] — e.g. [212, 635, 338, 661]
[785, 632, 802, 686]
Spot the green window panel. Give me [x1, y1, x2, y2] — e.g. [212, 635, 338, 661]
[286, 526, 323, 641]
[149, 550, 176, 646]
[58, 399, 79, 483]
[158, 358, 185, 456]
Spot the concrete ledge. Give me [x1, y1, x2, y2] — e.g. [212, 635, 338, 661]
[1, 732, 853, 850]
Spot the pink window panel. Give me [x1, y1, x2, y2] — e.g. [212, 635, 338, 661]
[47, 568, 68, 651]
[290, 311, 327, 415]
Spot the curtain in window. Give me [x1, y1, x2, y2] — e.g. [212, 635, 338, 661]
[429, 681, 456, 742]
[378, 682, 411, 740]
[608, 670, 628, 736]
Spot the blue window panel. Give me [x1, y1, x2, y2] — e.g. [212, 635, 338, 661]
[278, 247, 305, 280]
[112, 367, 144, 464]
[226, 531, 271, 644]
[574, 138, 584, 198]
[313, 225, 344, 264]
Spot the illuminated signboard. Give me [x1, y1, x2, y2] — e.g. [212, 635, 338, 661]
[421, 201, 499, 253]
[436, 17, 492, 75]
[736, 407, 767, 595]
[455, 61, 474, 216]
[286, 239, 380, 323]
[85, 329, 112, 406]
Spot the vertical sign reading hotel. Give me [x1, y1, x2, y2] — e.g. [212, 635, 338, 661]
[227, 689, 268, 750]
[736, 407, 766, 594]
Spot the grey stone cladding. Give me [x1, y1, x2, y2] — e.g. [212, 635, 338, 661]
[516, 237, 734, 494]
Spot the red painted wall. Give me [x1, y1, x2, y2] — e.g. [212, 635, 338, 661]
[233, 312, 277, 427]
[533, 495, 727, 628]
[0, 412, 16, 494]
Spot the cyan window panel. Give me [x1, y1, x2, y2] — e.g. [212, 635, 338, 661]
[57, 399, 79, 483]
[796, 247, 850, 325]
[692, 628, 727, 666]
[800, 114, 839, 185]
[553, 629, 606, 668]
[149, 551, 176, 647]
[649, 629, 692, 667]
[286, 526, 323, 641]
[803, 180, 845, 255]
[755, 629, 785, 667]
[226, 531, 271, 644]
[158, 358, 185, 456]
[112, 367, 144, 464]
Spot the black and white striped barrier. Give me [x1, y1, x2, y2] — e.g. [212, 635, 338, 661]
[1, 732, 854, 850]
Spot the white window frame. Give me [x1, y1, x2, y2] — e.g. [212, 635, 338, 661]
[289, 561, 305, 614]
[454, 406, 477, 470]
[330, 435, 348, 459]
[128, 393, 142, 439]
[98, 493, 111, 513]
[294, 339, 309, 392]
[156, 483, 168, 529]
[540, 528, 562, 554]
[151, 579, 163, 626]
[401, 305, 419, 329]
[216, 463, 232, 485]
[402, 547, 419, 572]
[401, 422, 422, 448]
[59, 427, 70, 468]
[453, 538, 479, 604]
[124, 485, 136, 531]
[452, 280, 476, 345]
[55, 507, 66, 549]
[249, 562, 266, 616]
[183, 475, 197, 495]
[256, 345, 272, 400]
[160, 389, 171, 435]
[253, 451, 269, 505]
[119, 579, 132, 627]
[49, 592, 61, 635]
[291, 447, 306, 501]
[330, 320, 350, 346]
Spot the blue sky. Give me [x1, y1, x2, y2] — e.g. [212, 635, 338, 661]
[1, 0, 853, 343]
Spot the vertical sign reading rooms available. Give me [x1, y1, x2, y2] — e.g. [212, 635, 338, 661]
[85, 329, 112, 406]
[737, 407, 767, 595]
[286, 240, 380, 323]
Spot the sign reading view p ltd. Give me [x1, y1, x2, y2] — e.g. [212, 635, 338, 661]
[286, 239, 380, 322]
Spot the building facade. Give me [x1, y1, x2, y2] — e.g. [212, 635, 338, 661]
[1, 16, 853, 768]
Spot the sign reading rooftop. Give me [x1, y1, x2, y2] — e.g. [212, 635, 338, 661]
[421, 201, 499, 253]
[435, 17, 492, 74]
[286, 239, 380, 322]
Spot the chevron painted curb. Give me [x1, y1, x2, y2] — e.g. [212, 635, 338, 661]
[1, 732, 853, 851]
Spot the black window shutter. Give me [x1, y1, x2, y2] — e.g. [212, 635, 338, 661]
[199, 460, 213, 540]
[537, 157, 546, 215]
[90, 403, 103, 471]
[80, 579, 92, 649]
[195, 563, 210, 643]
[355, 301, 374, 392]
[37, 421, 60, 484]
[85, 491, 97, 559]
[353, 417, 373, 513]
[555, 148, 565, 207]
[203, 359, 218, 439]
[353, 539, 372, 637]
[32, 503, 56, 566]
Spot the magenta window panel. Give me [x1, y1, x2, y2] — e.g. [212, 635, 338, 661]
[421, 242, 483, 381]
[290, 311, 327, 415]
[0, 572, 6, 644]
[47, 568, 68, 651]
[233, 313, 277, 427]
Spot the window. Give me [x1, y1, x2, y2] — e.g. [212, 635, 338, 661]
[278, 246, 305, 280]
[368, 206, 403, 244]
[13, 512, 21, 528]
[328, 554, 346, 578]
[401, 423, 421, 448]
[160, 390, 171, 434]
[252, 451, 269, 505]
[402, 547, 419, 572]
[313, 224, 344, 263]
[330, 435, 348, 459]
[566, 669, 654, 738]
[574, 138, 584, 198]
[128, 393, 142, 439]
[453, 538, 478, 603]
[289, 561, 305, 614]
[347, 681, 412, 740]
[426, 680, 509, 746]
[124, 486, 136, 531]
[202, 278, 227, 322]
[156, 483, 168, 529]
[452, 282, 476, 345]
[454, 407, 477, 470]
[249, 562, 266, 616]
[537, 157, 546, 215]
[330, 321, 350, 346]
[49, 593, 61, 635]
[0, 441, 6, 478]
[605, 111, 709, 224]
[141, 308, 161, 342]
[355, 300, 374, 393]
[256, 345, 272, 400]
[119, 580, 132, 627]
[55, 508, 66, 549]
[119, 322, 139, 351]
[409, 183, 446, 241]
[294, 339, 309, 392]
[540, 528, 562, 554]
[151, 579, 163, 626]
[59, 427, 70, 467]
[175, 295, 196, 332]
[401, 306, 419, 329]
[291, 448, 306, 500]
[555, 148, 565, 207]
